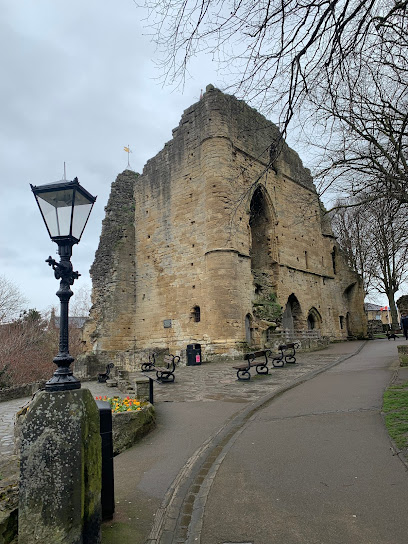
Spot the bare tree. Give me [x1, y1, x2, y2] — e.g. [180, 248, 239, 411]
[308, 47, 408, 205]
[0, 309, 55, 386]
[331, 200, 375, 296]
[139, 0, 408, 214]
[0, 275, 27, 324]
[70, 283, 92, 318]
[332, 196, 408, 326]
[141, 0, 408, 131]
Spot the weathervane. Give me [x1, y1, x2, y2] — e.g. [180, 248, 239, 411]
[124, 145, 132, 169]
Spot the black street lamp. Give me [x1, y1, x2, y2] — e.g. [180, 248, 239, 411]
[31, 177, 97, 392]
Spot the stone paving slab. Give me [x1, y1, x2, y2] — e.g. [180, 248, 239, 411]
[0, 342, 364, 458]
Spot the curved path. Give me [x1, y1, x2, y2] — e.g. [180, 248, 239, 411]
[102, 339, 405, 544]
[2, 339, 405, 543]
[200, 340, 408, 544]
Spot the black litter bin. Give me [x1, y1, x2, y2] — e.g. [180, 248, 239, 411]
[186, 343, 201, 366]
[96, 400, 115, 521]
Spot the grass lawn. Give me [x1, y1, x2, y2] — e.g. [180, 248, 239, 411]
[383, 380, 408, 456]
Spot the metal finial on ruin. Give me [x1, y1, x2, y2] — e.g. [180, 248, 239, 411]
[124, 145, 132, 169]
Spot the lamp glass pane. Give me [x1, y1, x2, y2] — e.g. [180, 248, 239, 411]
[72, 198, 93, 240]
[37, 188, 74, 237]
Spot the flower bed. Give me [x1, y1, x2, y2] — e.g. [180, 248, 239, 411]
[95, 395, 143, 412]
[95, 395, 156, 455]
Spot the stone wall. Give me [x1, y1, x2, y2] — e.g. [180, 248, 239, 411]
[82, 85, 367, 371]
[0, 382, 45, 403]
[82, 170, 137, 367]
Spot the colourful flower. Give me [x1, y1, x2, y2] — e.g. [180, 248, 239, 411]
[101, 395, 146, 413]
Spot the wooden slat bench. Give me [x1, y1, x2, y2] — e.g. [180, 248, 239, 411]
[232, 350, 270, 381]
[98, 362, 114, 383]
[154, 354, 181, 382]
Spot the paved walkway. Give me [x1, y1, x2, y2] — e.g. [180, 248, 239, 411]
[101, 340, 379, 544]
[0, 341, 360, 458]
[1, 339, 404, 544]
[201, 339, 407, 544]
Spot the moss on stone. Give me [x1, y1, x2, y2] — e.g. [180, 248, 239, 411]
[253, 292, 282, 322]
[18, 389, 102, 543]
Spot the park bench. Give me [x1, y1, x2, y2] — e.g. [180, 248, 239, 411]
[232, 350, 270, 381]
[283, 342, 299, 364]
[270, 342, 300, 367]
[154, 354, 181, 382]
[98, 362, 114, 383]
[141, 353, 156, 371]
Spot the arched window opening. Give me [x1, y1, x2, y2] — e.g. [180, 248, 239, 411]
[191, 306, 201, 323]
[344, 283, 356, 301]
[245, 313, 254, 345]
[249, 186, 276, 272]
[307, 307, 322, 330]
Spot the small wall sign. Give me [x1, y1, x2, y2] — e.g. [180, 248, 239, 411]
[163, 319, 172, 328]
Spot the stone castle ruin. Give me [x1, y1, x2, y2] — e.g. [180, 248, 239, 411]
[81, 85, 366, 370]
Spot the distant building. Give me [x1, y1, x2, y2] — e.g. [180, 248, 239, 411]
[49, 309, 87, 330]
[364, 303, 397, 328]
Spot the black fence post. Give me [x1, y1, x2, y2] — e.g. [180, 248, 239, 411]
[96, 400, 115, 521]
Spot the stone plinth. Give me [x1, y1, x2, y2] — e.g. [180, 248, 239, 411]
[397, 344, 408, 366]
[18, 389, 102, 544]
[133, 375, 150, 402]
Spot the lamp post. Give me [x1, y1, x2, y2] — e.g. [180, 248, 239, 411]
[31, 177, 96, 392]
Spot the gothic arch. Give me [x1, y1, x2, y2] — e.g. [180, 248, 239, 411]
[344, 282, 356, 301]
[307, 307, 322, 330]
[249, 185, 277, 271]
[282, 294, 303, 331]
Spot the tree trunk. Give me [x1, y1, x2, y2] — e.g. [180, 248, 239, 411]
[387, 290, 399, 329]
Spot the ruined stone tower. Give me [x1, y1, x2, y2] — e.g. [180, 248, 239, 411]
[82, 85, 366, 369]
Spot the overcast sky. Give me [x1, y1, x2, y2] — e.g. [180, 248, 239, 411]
[0, 0, 223, 313]
[0, 0, 389, 315]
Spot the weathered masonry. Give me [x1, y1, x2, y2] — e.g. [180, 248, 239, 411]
[82, 85, 366, 369]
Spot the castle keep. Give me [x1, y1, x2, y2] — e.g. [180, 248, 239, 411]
[82, 85, 366, 368]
